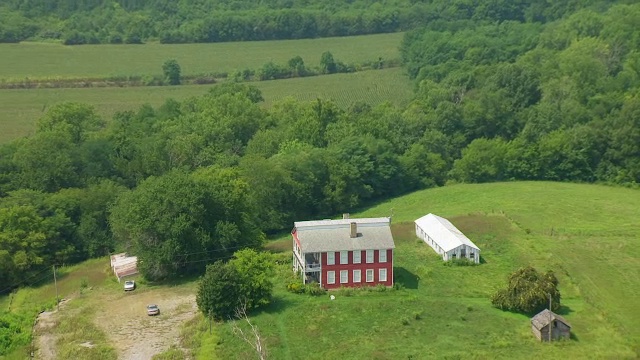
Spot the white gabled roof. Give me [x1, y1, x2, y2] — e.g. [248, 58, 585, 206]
[414, 213, 479, 252]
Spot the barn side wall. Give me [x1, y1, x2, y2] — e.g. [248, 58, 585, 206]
[415, 224, 446, 260]
[534, 323, 571, 341]
[531, 325, 542, 341]
[445, 245, 480, 263]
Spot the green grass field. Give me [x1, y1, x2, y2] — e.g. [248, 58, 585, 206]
[0, 33, 403, 80]
[4, 182, 636, 359]
[0, 68, 414, 143]
[213, 182, 640, 359]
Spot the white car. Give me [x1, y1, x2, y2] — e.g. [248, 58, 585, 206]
[147, 304, 160, 316]
[124, 280, 136, 291]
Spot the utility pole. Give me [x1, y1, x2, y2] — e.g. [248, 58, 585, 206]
[548, 293, 552, 342]
[53, 265, 59, 311]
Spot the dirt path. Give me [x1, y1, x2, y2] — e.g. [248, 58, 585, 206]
[33, 298, 72, 360]
[34, 310, 57, 360]
[94, 290, 198, 360]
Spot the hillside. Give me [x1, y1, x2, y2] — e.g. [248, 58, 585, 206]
[6, 181, 636, 358]
[3, 182, 638, 358]
[2, 0, 640, 357]
[213, 181, 640, 358]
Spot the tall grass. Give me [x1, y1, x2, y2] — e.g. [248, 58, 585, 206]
[55, 301, 117, 360]
[0, 258, 110, 358]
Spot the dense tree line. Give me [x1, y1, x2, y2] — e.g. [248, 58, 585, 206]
[402, 3, 640, 185]
[1, 0, 632, 44]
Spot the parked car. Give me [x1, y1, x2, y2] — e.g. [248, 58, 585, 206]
[147, 304, 160, 316]
[123, 280, 136, 291]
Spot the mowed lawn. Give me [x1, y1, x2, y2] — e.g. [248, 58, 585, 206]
[0, 68, 414, 143]
[0, 33, 403, 80]
[215, 182, 640, 359]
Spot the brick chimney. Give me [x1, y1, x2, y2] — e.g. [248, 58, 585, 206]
[350, 222, 357, 238]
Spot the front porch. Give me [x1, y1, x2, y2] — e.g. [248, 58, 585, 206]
[293, 252, 321, 285]
[303, 252, 320, 284]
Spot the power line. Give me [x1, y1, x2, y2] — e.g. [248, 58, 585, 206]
[0, 266, 54, 295]
[180, 254, 234, 265]
[176, 244, 252, 258]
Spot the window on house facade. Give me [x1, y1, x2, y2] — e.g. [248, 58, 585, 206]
[327, 252, 335, 265]
[353, 250, 361, 264]
[366, 269, 374, 282]
[340, 270, 348, 284]
[366, 250, 374, 263]
[379, 268, 387, 282]
[327, 271, 335, 284]
[340, 251, 348, 265]
[353, 269, 361, 283]
[379, 249, 387, 263]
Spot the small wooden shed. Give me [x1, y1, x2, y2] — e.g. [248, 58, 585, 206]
[531, 309, 571, 342]
[110, 253, 138, 282]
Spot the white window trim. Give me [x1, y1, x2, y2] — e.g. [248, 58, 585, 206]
[353, 251, 361, 264]
[340, 251, 348, 265]
[340, 270, 348, 284]
[379, 249, 387, 263]
[327, 252, 335, 265]
[327, 271, 335, 284]
[379, 268, 387, 282]
[353, 269, 361, 283]
[366, 269, 374, 282]
[366, 250, 374, 264]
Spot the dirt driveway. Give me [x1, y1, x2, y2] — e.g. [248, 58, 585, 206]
[94, 288, 198, 359]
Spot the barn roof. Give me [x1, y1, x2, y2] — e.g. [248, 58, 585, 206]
[531, 309, 571, 330]
[293, 217, 395, 253]
[414, 213, 480, 252]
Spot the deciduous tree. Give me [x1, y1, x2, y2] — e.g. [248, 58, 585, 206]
[162, 59, 181, 85]
[196, 261, 243, 321]
[491, 266, 561, 314]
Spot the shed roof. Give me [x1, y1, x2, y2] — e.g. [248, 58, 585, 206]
[111, 256, 137, 270]
[294, 217, 395, 253]
[531, 309, 571, 330]
[414, 213, 480, 252]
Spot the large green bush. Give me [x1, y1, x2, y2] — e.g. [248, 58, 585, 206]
[491, 266, 561, 314]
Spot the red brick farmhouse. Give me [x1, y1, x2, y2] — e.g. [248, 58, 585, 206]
[292, 216, 395, 290]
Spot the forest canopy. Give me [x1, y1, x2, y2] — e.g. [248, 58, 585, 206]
[1, 0, 635, 44]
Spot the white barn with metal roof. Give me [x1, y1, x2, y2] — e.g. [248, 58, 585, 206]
[414, 213, 480, 263]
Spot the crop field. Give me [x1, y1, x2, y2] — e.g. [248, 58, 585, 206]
[0, 68, 414, 143]
[0, 33, 403, 80]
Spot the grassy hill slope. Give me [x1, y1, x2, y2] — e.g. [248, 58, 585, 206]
[218, 182, 640, 359]
[3, 182, 637, 359]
